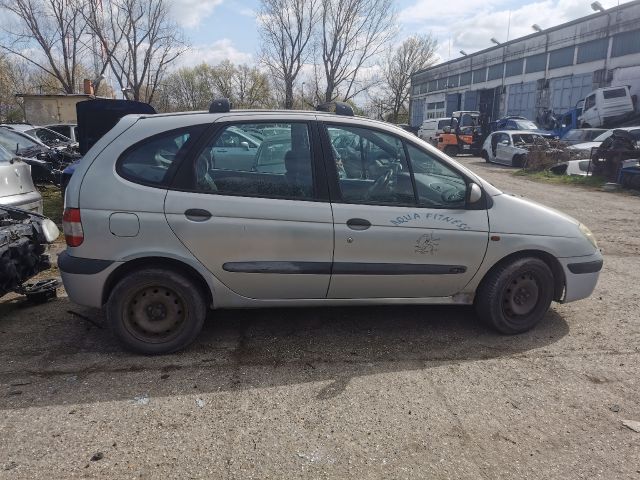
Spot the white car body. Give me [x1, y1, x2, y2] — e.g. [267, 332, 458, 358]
[418, 117, 450, 145]
[569, 126, 640, 153]
[0, 145, 42, 214]
[579, 86, 635, 128]
[482, 131, 545, 166]
[59, 106, 602, 354]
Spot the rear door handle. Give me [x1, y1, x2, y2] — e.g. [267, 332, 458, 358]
[185, 209, 212, 222]
[346, 218, 371, 230]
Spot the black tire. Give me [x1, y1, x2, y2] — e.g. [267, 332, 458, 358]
[481, 150, 490, 162]
[512, 154, 524, 167]
[444, 145, 458, 157]
[475, 257, 554, 334]
[106, 268, 207, 354]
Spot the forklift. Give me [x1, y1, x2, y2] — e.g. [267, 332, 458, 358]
[436, 111, 487, 157]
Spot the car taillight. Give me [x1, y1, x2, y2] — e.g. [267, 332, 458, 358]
[62, 208, 84, 247]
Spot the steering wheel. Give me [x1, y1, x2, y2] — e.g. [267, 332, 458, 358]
[365, 168, 393, 200]
[441, 188, 464, 203]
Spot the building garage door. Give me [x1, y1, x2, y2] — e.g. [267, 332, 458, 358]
[550, 74, 593, 114]
[411, 98, 425, 127]
[446, 93, 461, 116]
[463, 90, 479, 111]
[506, 82, 537, 120]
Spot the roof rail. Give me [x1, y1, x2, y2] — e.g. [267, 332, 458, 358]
[209, 98, 231, 113]
[316, 101, 354, 116]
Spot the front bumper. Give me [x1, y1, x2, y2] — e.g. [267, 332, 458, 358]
[558, 251, 603, 303]
[58, 251, 120, 308]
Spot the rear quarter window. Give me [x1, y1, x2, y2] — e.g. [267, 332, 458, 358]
[117, 125, 207, 186]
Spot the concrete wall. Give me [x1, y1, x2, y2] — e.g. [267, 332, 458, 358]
[22, 96, 91, 125]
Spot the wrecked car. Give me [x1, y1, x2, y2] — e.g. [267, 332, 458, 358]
[0, 144, 43, 214]
[0, 126, 80, 186]
[481, 131, 548, 166]
[0, 205, 59, 299]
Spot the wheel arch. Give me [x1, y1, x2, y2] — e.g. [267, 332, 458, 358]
[477, 250, 566, 302]
[102, 256, 214, 307]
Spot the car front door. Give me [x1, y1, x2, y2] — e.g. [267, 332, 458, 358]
[211, 128, 259, 171]
[495, 133, 512, 163]
[321, 121, 489, 299]
[165, 119, 334, 299]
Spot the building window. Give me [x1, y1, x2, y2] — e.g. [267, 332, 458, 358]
[487, 64, 504, 81]
[525, 53, 547, 73]
[577, 38, 608, 63]
[612, 30, 640, 57]
[459, 71, 471, 86]
[505, 59, 524, 77]
[412, 85, 420, 95]
[437, 78, 448, 90]
[472, 68, 486, 84]
[447, 75, 459, 88]
[427, 80, 437, 92]
[548, 46, 574, 69]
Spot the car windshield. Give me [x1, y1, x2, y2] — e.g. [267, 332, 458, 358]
[514, 120, 538, 130]
[513, 134, 542, 144]
[0, 127, 41, 153]
[563, 130, 584, 140]
[26, 127, 71, 143]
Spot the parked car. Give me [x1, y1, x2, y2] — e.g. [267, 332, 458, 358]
[1, 124, 74, 148]
[59, 101, 602, 354]
[45, 123, 78, 143]
[493, 117, 556, 138]
[481, 131, 547, 166]
[568, 126, 640, 153]
[579, 86, 635, 128]
[0, 144, 43, 213]
[418, 117, 450, 145]
[560, 128, 607, 146]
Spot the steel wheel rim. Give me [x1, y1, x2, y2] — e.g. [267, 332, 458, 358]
[122, 285, 187, 344]
[502, 272, 540, 319]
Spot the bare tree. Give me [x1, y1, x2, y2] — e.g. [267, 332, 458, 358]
[234, 64, 274, 108]
[88, 0, 187, 103]
[258, 0, 318, 109]
[318, 0, 397, 103]
[0, 0, 100, 94]
[384, 34, 437, 123]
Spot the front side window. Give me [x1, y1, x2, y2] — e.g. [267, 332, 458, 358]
[193, 122, 314, 200]
[327, 125, 414, 206]
[118, 125, 206, 186]
[0, 145, 12, 163]
[406, 144, 467, 208]
[585, 95, 596, 111]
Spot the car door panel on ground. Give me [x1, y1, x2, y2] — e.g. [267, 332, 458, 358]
[164, 120, 334, 300]
[321, 121, 489, 299]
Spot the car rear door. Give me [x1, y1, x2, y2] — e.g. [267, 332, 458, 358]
[320, 120, 489, 299]
[164, 117, 334, 300]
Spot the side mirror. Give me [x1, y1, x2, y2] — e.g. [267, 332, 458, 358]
[240, 141, 250, 150]
[468, 183, 482, 204]
[443, 126, 451, 134]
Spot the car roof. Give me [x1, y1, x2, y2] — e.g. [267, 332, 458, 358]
[493, 130, 542, 135]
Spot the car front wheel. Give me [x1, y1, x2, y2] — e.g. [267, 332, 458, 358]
[106, 268, 207, 354]
[475, 257, 554, 334]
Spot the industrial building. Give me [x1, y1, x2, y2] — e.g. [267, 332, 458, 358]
[409, 0, 640, 127]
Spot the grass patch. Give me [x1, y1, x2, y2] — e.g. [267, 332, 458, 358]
[513, 170, 607, 188]
[38, 185, 63, 226]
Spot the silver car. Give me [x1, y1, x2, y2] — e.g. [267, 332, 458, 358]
[0, 145, 43, 213]
[482, 130, 546, 167]
[59, 102, 602, 354]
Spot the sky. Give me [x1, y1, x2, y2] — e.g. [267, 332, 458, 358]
[171, 0, 634, 68]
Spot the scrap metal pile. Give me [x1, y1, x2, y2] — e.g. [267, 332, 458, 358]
[590, 129, 640, 182]
[21, 145, 80, 186]
[0, 207, 54, 298]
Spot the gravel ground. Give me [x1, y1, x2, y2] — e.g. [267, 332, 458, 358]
[1, 158, 639, 479]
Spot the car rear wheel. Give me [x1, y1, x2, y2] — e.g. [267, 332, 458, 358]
[444, 145, 458, 157]
[106, 268, 207, 354]
[512, 154, 525, 167]
[475, 257, 554, 334]
[481, 150, 490, 162]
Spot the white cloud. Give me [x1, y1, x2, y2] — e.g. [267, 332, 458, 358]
[168, 0, 225, 28]
[174, 38, 253, 67]
[399, 0, 635, 61]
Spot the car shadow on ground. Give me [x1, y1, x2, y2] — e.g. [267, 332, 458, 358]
[0, 298, 569, 408]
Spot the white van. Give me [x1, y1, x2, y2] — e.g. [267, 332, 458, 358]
[418, 117, 451, 145]
[579, 86, 635, 128]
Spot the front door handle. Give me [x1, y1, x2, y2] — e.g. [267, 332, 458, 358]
[185, 208, 212, 222]
[346, 218, 371, 230]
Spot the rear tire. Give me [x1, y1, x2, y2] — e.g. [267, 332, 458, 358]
[475, 257, 554, 334]
[481, 150, 490, 162]
[106, 268, 207, 354]
[444, 145, 458, 157]
[512, 154, 524, 167]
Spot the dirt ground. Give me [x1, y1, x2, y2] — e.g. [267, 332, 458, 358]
[1, 158, 639, 479]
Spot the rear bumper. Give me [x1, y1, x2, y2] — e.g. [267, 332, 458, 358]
[58, 251, 120, 308]
[0, 191, 43, 214]
[559, 251, 603, 303]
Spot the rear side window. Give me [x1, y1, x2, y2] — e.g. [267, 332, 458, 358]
[603, 88, 627, 99]
[117, 125, 206, 186]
